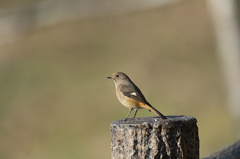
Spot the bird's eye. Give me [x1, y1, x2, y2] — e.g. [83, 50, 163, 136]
[116, 75, 119, 77]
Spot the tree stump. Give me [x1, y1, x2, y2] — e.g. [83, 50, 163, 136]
[110, 116, 199, 159]
[202, 140, 240, 159]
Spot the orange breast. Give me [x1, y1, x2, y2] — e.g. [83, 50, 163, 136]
[116, 86, 142, 109]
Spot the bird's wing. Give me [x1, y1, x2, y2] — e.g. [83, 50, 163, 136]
[120, 84, 151, 106]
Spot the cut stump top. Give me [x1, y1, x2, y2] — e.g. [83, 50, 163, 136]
[111, 115, 197, 127]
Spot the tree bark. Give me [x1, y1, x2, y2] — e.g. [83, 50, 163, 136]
[111, 116, 199, 159]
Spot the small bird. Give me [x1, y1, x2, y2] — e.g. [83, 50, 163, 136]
[107, 72, 167, 120]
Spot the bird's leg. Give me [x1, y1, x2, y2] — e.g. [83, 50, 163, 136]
[133, 110, 138, 118]
[124, 108, 133, 120]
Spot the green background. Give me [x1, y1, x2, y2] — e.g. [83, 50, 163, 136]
[0, 0, 238, 158]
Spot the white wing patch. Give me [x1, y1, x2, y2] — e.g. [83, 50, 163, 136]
[130, 92, 137, 96]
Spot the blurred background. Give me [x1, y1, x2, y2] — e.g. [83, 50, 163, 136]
[0, 0, 240, 158]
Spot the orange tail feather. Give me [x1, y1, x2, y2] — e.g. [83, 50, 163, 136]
[141, 104, 167, 119]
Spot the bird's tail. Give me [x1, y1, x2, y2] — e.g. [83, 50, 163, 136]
[141, 104, 167, 119]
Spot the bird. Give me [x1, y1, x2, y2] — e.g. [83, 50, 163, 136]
[107, 72, 167, 120]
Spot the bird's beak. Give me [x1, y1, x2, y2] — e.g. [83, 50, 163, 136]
[107, 76, 112, 79]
